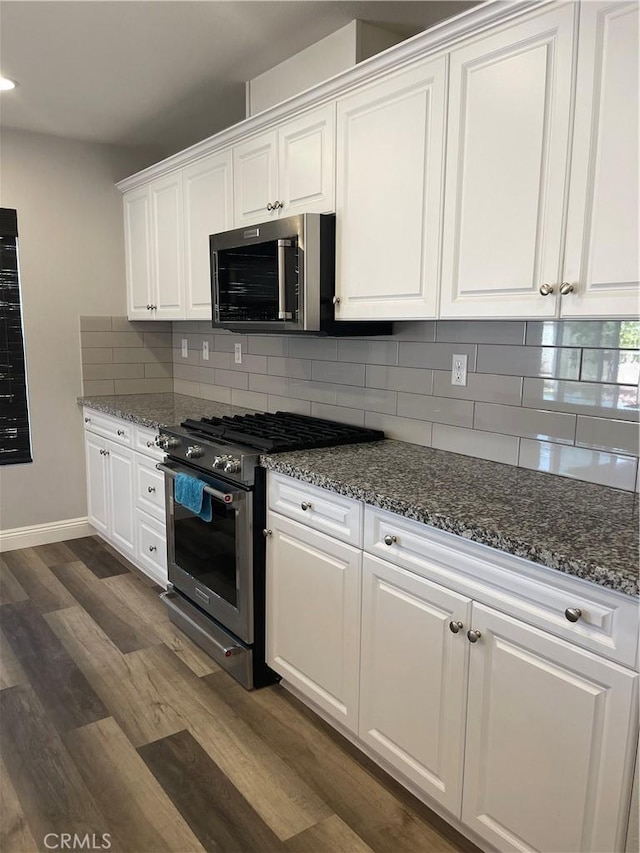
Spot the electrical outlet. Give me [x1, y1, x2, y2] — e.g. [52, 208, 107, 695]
[181, 338, 188, 358]
[451, 353, 468, 386]
[202, 340, 209, 361]
[234, 342, 242, 364]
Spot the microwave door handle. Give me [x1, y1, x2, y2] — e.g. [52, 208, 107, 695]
[277, 239, 293, 320]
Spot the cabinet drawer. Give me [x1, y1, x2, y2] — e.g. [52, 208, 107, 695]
[268, 472, 362, 546]
[135, 455, 166, 521]
[135, 509, 167, 587]
[134, 424, 165, 461]
[364, 506, 639, 668]
[83, 408, 132, 446]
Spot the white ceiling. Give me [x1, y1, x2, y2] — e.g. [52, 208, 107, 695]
[0, 1, 478, 159]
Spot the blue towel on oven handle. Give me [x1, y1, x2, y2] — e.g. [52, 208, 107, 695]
[174, 473, 213, 522]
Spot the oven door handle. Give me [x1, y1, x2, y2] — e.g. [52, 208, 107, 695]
[157, 462, 242, 505]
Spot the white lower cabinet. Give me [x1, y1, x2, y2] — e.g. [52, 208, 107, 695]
[359, 553, 471, 815]
[265, 511, 362, 733]
[84, 409, 167, 586]
[265, 472, 639, 853]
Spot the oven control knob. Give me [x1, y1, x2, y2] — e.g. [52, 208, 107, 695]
[213, 455, 228, 469]
[158, 434, 180, 450]
[223, 458, 241, 474]
[186, 445, 204, 459]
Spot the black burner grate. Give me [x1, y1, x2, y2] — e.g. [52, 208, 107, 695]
[180, 412, 384, 453]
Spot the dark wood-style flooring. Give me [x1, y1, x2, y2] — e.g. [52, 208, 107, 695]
[0, 536, 476, 853]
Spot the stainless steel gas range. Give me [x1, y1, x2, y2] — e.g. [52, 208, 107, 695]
[156, 411, 383, 688]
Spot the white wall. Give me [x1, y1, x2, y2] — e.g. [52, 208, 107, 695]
[0, 129, 151, 531]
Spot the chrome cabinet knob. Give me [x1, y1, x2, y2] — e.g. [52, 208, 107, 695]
[84, 417, 91, 423]
[186, 445, 204, 459]
[449, 621, 464, 634]
[146, 441, 154, 448]
[147, 486, 156, 493]
[565, 607, 582, 623]
[559, 282, 574, 295]
[263, 528, 272, 537]
[300, 501, 312, 511]
[332, 296, 341, 306]
[117, 429, 125, 436]
[539, 283, 554, 296]
[266, 202, 273, 211]
[383, 534, 397, 546]
[148, 544, 157, 552]
[273, 200, 283, 210]
[467, 629, 482, 643]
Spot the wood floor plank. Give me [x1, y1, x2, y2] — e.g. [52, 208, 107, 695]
[50, 561, 160, 653]
[100, 571, 169, 626]
[1, 548, 77, 612]
[0, 626, 27, 690]
[0, 756, 39, 853]
[133, 644, 332, 840]
[139, 729, 284, 853]
[151, 618, 220, 677]
[285, 815, 374, 853]
[64, 536, 130, 579]
[2, 600, 109, 732]
[31, 540, 77, 567]
[65, 717, 205, 853]
[0, 558, 28, 605]
[0, 685, 114, 847]
[205, 674, 470, 853]
[45, 606, 184, 747]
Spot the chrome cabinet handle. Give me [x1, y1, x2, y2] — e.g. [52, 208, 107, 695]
[559, 282, 574, 295]
[565, 607, 582, 623]
[148, 544, 157, 552]
[539, 283, 554, 296]
[383, 534, 397, 546]
[449, 621, 464, 634]
[263, 528, 272, 537]
[467, 629, 482, 643]
[117, 429, 125, 436]
[300, 501, 312, 511]
[147, 486, 156, 493]
[84, 417, 91, 423]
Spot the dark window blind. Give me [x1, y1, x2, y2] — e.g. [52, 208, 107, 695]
[0, 208, 32, 465]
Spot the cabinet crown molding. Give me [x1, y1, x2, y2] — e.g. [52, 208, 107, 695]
[116, 0, 553, 193]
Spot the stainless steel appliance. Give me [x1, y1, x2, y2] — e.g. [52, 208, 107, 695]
[210, 213, 390, 336]
[157, 412, 384, 688]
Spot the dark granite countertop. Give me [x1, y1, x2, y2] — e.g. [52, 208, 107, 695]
[78, 392, 254, 429]
[261, 441, 640, 597]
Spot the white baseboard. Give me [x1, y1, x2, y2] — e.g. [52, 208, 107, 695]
[0, 517, 93, 552]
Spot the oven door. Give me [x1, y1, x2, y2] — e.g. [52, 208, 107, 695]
[160, 461, 254, 644]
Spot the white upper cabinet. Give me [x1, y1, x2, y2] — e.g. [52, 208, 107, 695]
[233, 104, 335, 227]
[124, 186, 153, 319]
[335, 57, 447, 321]
[562, 1, 639, 317]
[183, 150, 234, 319]
[149, 172, 185, 319]
[440, 4, 576, 319]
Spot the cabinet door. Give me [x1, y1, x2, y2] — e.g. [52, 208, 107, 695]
[149, 172, 185, 319]
[277, 104, 335, 217]
[85, 432, 108, 536]
[183, 150, 233, 319]
[462, 603, 638, 853]
[107, 441, 135, 558]
[266, 512, 362, 732]
[335, 58, 446, 320]
[562, 2, 639, 317]
[124, 187, 152, 320]
[359, 554, 471, 815]
[233, 130, 278, 227]
[135, 509, 167, 588]
[440, 5, 575, 318]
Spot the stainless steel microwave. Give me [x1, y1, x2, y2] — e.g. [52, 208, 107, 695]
[210, 213, 389, 335]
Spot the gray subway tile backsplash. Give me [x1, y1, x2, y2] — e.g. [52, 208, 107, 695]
[79, 314, 634, 493]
